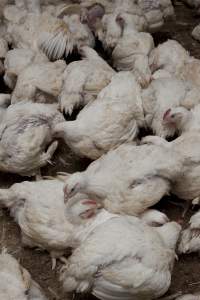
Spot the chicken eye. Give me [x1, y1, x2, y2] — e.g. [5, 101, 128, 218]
[25, 289, 29, 295]
[170, 114, 175, 118]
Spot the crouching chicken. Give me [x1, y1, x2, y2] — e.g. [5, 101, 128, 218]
[0, 101, 64, 176]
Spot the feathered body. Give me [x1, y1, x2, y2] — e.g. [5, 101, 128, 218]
[54, 72, 144, 159]
[4, 48, 48, 90]
[60, 46, 115, 114]
[111, 15, 154, 87]
[142, 77, 200, 137]
[142, 133, 200, 202]
[61, 214, 181, 300]
[11, 59, 66, 103]
[0, 251, 47, 300]
[149, 40, 200, 88]
[0, 102, 64, 176]
[63, 142, 183, 215]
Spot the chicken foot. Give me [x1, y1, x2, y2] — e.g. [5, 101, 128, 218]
[39, 140, 58, 167]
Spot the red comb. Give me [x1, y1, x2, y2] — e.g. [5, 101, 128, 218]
[163, 108, 171, 120]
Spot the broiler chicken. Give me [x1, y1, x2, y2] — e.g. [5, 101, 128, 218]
[0, 101, 64, 176]
[142, 77, 200, 138]
[111, 13, 154, 87]
[60, 210, 181, 300]
[142, 132, 200, 209]
[4, 48, 49, 89]
[60, 46, 115, 114]
[179, 209, 200, 254]
[11, 59, 66, 104]
[162, 104, 200, 136]
[54, 71, 145, 160]
[4, 3, 94, 60]
[0, 179, 76, 267]
[0, 251, 47, 300]
[149, 39, 200, 88]
[63, 142, 183, 215]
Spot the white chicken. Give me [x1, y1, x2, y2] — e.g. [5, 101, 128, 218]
[0, 101, 64, 176]
[4, 3, 94, 60]
[178, 209, 200, 254]
[162, 104, 200, 136]
[63, 142, 183, 215]
[142, 77, 200, 138]
[4, 48, 49, 90]
[142, 132, 200, 208]
[60, 46, 115, 114]
[60, 212, 181, 300]
[149, 40, 200, 88]
[11, 59, 66, 104]
[54, 71, 145, 160]
[0, 179, 77, 268]
[111, 13, 154, 87]
[0, 250, 47, 300]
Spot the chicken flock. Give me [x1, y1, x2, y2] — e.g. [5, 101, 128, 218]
[0, 0, 200, 299]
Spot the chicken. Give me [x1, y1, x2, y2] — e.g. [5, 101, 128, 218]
[11, 59, 66, 104]
[178, 209, 200, 254]
[0, 101, 64, 176]
[0, 250, 47, 300]
[149, 40, 200, 88]
[60, 211, 181, 300]
[4, 3, 94, 60]
[111, 13, 154, 87]
[60, 46, 115, 114]
[142, 77, 200, 138]
[54, 72, 145, 160]
[162, 104, 200, 136]
[4, 48, 49, 89]
[141, 132, 200, 207]
[63, 142, 183, 215]
[0, 179, 76, 267]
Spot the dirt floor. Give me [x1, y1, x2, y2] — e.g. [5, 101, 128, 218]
[1, 1, 200, 299]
